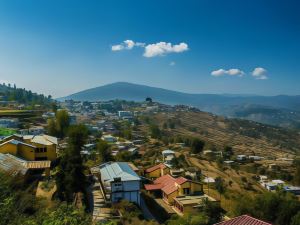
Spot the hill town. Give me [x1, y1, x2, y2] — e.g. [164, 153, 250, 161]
[0, 83, 300, 225]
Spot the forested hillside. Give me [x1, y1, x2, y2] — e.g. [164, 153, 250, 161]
[0, 83, 52, 105]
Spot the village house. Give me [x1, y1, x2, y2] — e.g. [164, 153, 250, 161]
[144, 174, 203, 205]
[144, 163, 170, 179]
[173, 194, 218, 215]
[97, 162, 141, 205]
[0, 134, 58, 161]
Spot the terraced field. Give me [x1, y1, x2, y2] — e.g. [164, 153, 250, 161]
[144, 111, 300, 158]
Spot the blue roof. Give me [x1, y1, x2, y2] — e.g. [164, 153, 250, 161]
[99, 162, 140, 182]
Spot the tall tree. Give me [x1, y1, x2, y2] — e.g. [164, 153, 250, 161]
[56, 124, 88, 203]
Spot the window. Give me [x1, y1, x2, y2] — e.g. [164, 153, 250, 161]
[35, 147, 47, 153]
[183, 188, 190, 195]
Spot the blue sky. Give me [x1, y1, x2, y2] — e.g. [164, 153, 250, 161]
[0, 0, 299, 97]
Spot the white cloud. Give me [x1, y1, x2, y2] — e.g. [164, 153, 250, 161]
[124, 40, 135, 49]
[211, 69, 227, 77]
[211, 68, 244, 77]
[111, 40, 188, 58]
[252, 67, 268, 80]
[143, 42, 188, 57]
[227, 68, 244, 76]
[169, 61, 176, 66]
[111, 44, 124, 51]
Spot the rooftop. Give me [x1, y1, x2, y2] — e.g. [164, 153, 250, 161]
[214, 215, 272, 225]
[174, 194, 217, 206]
[99, 162, 140, 182]
[145, 163, 168, 173]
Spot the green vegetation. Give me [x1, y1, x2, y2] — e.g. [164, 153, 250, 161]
[235, 191, 300, 225]
[47, 109, 70, 138]
[167, 200, 223, 225]
[0, 127, 16, 136]
[97, 139, 113, 163]
[0, 171, 91, 225]
[56, 124, 88, 203]
[0, 83, 52, 106]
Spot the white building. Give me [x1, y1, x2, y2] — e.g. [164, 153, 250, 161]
[102, 135, 117, 143]
[99, 162, 141, 205]
[118, 111, 133, 119]
[237, 155, 247, 161]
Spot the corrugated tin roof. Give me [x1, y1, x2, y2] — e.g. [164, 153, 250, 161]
[99, 162, 140, 182]
[0, 153, 50, 174]
[215, 215, 272, 225]
[0, 153, 28, 175]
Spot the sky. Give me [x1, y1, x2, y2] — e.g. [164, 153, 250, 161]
[0, 0, 299, 97]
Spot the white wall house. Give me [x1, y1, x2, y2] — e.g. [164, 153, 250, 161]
[99, 162, 141, 205]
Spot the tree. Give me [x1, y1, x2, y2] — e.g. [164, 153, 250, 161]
[150, 124, 161, 139]
[291, 212, 300, 225]
[215, 177, 226, 201]
[47, 118, 57, 136]
[234, 191, 300, 225]
[293, 160, 300, 186]
[47, 109, 70, 138]
[115, 151, 132, 162]
[145, 97, 152, 103]
[97, 139, 112, 163]
[191, 138, 205, 154]
[223, 146, 234, 159]
[56, 124, 88, 202]
[56, 110, 70, 138]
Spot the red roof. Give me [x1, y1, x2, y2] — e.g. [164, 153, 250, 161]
[145, 163, 167, 173]
[215, 215, 272, 225]
[175, 177, 188, 185]
[144, 184, 163, 191]
[145, 174, 192, 195]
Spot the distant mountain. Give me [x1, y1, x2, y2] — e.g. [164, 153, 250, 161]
[58, 82, 300, 128]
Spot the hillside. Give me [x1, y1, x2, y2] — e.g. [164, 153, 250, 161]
[0, 83, 52, 106]
[139, 110, 300, 157]
[58, 82, 300, 128]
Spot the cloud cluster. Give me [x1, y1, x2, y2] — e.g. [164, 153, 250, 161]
[111, 40, 188, 58]
[252, 67, 268, 80]
[211, 67, 268, 80]
[211, 68, 244, 77]
[143, 42, 188, 57]
[111, 40, 145, 51]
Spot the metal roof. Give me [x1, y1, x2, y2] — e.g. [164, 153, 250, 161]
[0, 153, 28, 175]
[99, 162, 140, 182]
[0, 153, 50, 175]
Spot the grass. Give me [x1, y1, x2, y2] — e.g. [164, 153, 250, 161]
[0, 128, 16, 136]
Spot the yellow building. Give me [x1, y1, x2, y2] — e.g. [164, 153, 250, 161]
[0, 134, 58, 161]
[145, 174, 203, 205]
[144, 163, 170, 179]
[173, 194, 219, 215]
